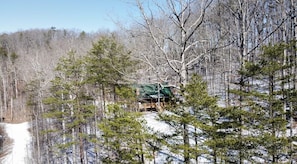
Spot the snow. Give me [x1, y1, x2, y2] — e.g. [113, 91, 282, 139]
[143, 112, 172, 134]
[3, 122, 31, 164]
[0, 113, 295, 164]
[143, 112, 210, 163]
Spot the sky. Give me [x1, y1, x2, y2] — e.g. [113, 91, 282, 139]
[0, 0, 137, 33]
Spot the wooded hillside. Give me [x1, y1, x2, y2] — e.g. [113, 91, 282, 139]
[0, 0, 297, 163]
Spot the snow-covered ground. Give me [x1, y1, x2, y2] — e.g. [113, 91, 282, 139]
[143, 112, 210, 163]
[143, 111, 297, 164]
[2, 122, 31, 164]
[1, 113, 295, 164]
[143, 112, 172, 133]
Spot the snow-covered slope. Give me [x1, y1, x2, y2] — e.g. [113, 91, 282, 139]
[143, 112, 210, 163]
[3, 122, 31, 164]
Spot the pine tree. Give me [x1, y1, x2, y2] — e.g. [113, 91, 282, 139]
[98, 82, 155, 163]
[245, 43, 290, 163]
[85, 35, 137, 108]
[43, 51, 95, 164]
[158, 106, 194, 164]
[157, 74, 223, 163]
[228, 42, 293, 163]
[184, 74, 228, 163]
[98, 105, 150, 163]
[115, 84, 138, 111]
[224, 70, 259, 163]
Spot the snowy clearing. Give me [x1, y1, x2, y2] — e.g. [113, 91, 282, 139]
[2, 122, 31, 164]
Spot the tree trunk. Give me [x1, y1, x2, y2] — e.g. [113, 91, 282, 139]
[2, 75, 7, 115]
[34, 109, 40, 164]
[102, 84, 106, 112]
[180, 63, 187, 88]
[79, 126, 85, 164]
[61, 92, 67, 164]
[183, 123, 190, 164]
[70, 94, 76, 164]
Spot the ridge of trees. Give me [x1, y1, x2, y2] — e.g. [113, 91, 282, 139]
[0, 0, 296, 163]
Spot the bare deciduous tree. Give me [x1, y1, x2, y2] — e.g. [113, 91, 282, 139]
[132, 0, 214, 87]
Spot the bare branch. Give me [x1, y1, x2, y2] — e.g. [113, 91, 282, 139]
[136, 0, 180, 73]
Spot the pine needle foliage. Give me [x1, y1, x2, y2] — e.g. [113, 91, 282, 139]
[43, 51, 95, 163]
[228, 42, 295, 163]
[98, 104, 150, 164]
[158, 74, 224, 163]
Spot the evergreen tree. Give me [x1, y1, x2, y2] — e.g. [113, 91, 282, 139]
[98, 105, 150, 163]
[158, 105, 194, 164]
[158, 74, 223, 163]
[115, 84, 138, 111]
[244, 43, 290, 163]
[85, 35, 137, 107]
[224, 65, 257, 163]
[184, 74, 228, 163]
[98, 83, 156, 163]
[43, 51, 95, 164]
[228, 42, 294, 163]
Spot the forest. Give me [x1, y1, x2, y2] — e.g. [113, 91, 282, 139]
[0, 0, 297, 163]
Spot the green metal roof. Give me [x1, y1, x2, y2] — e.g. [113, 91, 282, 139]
[133, 83, 174, 100]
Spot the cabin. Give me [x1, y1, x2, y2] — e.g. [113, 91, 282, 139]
[133, 83, 176, 112]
